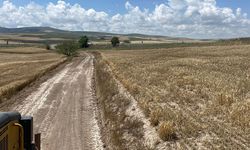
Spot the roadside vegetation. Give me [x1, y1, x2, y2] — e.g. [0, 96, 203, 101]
[101, 45, 250, 149]
[94, 52, 149, 150]
[0, 47, 66, 102]
[55, 35, 90, 56]
[56, 40, 79, 56]
[79, 36, 89, 48]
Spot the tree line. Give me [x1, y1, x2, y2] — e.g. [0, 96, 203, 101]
[55, 36, 120, 56]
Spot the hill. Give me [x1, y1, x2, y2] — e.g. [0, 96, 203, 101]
[0, 26, 185, 41]
[0, 26, 211, 46]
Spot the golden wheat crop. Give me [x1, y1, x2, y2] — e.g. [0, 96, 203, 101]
[101, 45, 250, 149]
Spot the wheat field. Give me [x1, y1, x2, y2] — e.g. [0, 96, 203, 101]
[101, 45, 250, 149]
[0, 47, 66, 101]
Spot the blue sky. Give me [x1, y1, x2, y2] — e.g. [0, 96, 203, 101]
[0, 0, 250, 38]
[1, 1, 165, 14]
[217, 1, 250, 16]
[3, 0, 250, 16]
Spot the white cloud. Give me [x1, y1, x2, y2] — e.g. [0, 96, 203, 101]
[125, 1, 133, 10]
[0, 0, 250, 38]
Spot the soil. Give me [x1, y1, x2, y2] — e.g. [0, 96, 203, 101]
[0, 53, 104, 150]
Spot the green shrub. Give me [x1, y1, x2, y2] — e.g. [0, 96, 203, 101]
[56, 41, 79, 56]
[111, 37, 120, 47]
[79, 35, 89, 48]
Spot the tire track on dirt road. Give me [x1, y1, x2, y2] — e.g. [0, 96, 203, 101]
[12, 53, 104, 150]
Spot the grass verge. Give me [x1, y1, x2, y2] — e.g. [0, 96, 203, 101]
[93, 51, 150, 150]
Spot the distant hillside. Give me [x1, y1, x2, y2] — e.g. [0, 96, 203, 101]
[0, 26, 175, 40]
[0, 26, 208, 45]
[0, 27, 64, 33]
[0, 27, 118, 38]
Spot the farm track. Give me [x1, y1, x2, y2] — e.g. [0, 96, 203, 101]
[0, 45, 249, 149]
[1, 53, 104, 150]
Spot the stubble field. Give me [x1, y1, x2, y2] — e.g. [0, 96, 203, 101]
[0, 47, 66, 102]
[101, 45, 250, 149]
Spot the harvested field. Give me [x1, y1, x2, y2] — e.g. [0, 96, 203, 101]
[101, 45, 250, 149]
[0, 47, 51, 54]
[0, 47, 66, 101]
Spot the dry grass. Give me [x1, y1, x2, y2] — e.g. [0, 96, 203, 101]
[158, 121, 176, 141]
[101, 45, 250, 149]
[149, 108, 162, 126]
[0, 47, 50, 54]
[0, 47, 66, 101]
[94, 52, 148, 150]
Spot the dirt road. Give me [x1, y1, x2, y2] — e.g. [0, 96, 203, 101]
[8, 53, 103, 150]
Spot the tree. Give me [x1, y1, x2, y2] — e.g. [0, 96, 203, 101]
[45, 42, 51, 50]
[56, 41, 79, 56]
[79, 36, 89, 48]
[111, 37, 120, 47]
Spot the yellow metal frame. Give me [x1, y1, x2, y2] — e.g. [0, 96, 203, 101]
[0, 120, 24, 150]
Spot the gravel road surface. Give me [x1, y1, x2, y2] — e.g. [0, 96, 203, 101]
[7, 53, 103, 150]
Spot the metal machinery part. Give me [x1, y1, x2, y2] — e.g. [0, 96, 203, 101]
[0, 112, 40, 150]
